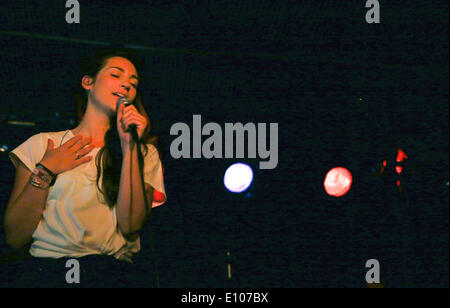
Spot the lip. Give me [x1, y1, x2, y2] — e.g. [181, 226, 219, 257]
[112, 92, 128, 98]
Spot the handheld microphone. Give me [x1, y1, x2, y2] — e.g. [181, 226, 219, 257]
[117, 97, 139, 142]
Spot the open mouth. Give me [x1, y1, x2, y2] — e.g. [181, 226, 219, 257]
[112, 92, 127, 98]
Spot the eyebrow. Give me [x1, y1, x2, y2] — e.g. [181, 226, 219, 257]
[107, 66, 139, 81]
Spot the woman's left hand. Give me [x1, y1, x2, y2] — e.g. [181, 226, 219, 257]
[117, 102, 148, 149]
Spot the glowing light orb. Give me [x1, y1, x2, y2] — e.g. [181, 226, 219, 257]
[224, 163, 254, 193]
[324, 167, 353, 197]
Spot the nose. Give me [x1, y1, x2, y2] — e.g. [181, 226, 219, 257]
[120, 83, 130, 92]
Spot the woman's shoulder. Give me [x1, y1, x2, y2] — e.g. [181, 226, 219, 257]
[9, 130, 72, 170]
[144, 142, 157, 152]
[15, 129, 69, 147]
[39, 129, 72, 145]
[142, 143, 160, 162]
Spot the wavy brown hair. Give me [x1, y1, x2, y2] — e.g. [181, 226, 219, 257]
[73, 47, 158, 208]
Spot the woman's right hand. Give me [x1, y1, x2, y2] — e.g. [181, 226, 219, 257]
[39, 136, 95, 175]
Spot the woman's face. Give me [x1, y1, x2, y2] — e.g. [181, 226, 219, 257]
[83, 56, 139, 113]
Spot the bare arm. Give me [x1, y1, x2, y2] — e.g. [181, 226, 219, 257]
[115, 143, 154, 238]
[3, 160, 49, 249]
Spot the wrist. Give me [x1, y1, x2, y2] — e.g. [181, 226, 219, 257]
[35, 162, 58, 186]
[39, 160, 59, 175]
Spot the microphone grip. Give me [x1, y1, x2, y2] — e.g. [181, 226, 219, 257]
[117, 98, 139, 142]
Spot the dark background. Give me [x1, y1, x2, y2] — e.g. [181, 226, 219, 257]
[0, 0, 448, 287]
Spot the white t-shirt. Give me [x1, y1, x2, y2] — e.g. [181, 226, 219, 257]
[9, 130, 167, 263]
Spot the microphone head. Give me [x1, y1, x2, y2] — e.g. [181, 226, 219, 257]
[116, 96, 132, 110]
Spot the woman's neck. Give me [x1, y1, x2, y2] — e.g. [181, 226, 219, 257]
[72, 103, 111, 148]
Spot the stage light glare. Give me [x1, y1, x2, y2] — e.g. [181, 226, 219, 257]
[324, 167, 353, 197]
[224, 163, 254, 193]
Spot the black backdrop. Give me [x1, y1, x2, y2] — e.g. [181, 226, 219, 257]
[0, 0, 448, 287]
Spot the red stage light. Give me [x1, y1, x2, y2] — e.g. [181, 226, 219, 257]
[396, 149, 408, 162]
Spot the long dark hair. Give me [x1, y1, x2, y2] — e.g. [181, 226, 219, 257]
[73, 47, 158, 208]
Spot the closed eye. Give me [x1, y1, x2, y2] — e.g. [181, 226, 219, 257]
[111, 74, 137, 88]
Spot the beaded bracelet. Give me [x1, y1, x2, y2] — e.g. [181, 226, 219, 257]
[30, 176, 47, 189]
[29, 168, 52, 189]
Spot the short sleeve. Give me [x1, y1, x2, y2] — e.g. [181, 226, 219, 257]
[143, 144, 167, 208]
[9, 133, 46, 172]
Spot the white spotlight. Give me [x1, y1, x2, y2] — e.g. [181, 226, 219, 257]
[224, 163, 254, 193]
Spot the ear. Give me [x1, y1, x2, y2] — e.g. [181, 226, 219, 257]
[81, 75, 94, 91]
